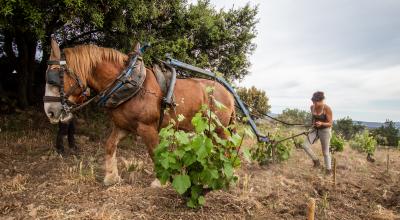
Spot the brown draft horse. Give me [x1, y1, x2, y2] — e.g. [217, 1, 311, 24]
[44, 40, 236, 186]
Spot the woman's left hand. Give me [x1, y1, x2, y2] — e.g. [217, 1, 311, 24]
[315, 121, 323, 127]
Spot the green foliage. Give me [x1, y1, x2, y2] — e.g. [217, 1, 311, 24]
[278, 108, 312, 125]
[250, 128, 293, 164]
[237, 86, 271, 117]
[154, 104, 247, 208]
[0, 0, 258, 79]
[292, 135, 304, 149]
[350, 130, 377, 155]
[330, 132, 345, 153]
[0, 0, 258, 106]
[371, 120, 400, 147]
[333, 117, 365, 140]
[372, 134, 388, 146]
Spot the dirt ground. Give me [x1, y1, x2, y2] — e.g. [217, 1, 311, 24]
[0, 108, 399, 219]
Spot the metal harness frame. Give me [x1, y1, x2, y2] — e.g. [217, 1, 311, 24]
[163, 55, 270, 143]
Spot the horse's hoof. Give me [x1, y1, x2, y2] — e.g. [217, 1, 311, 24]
[103, 174, 121, 186]
[150, 179, 162, 188]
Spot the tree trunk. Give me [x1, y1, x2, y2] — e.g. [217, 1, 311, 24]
[15, 31, 37, 108]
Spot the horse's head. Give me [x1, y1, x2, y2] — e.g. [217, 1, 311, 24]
[43, 38, 88, 124]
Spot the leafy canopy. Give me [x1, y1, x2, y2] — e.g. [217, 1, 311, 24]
[278, 108, 312, 125]
[371, 120, 400, 147]
[0, 0, 258, 81]
[333, 116, 365, 140]
[237, 86, 271, 117]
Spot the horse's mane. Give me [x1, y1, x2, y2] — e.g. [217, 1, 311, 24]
[64, 45, 128, 86]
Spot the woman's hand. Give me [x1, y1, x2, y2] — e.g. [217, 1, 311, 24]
[315, 121, 323, 127]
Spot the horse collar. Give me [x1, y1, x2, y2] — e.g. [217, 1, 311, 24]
[96, 53, 147, 108]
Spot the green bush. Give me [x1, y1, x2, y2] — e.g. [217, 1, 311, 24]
[371, 120, 400, 147]
[333, 116, 365, 140]
[330, 132, 345, 153]
[350, 130, 377, 155]
[154, 104, 247, 208]
[237, 86, 271, 117]
[292, 134, 305, 149]
[278, 108, 312, 125]
[250, 128, 293, 164]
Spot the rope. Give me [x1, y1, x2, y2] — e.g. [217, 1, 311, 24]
[234, 100, 315, 145]
[235, 101, 312, 127]
[272, 129, 315, 146]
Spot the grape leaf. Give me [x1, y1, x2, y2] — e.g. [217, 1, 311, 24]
[172, 174, 191, 195]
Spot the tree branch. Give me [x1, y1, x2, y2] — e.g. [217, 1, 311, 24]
[61, 29, 102, 47]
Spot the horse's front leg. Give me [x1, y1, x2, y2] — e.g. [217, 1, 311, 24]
[104, 125, 127, 186]
[137, 123, 161, 187]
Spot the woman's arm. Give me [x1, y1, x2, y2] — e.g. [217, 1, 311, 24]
[310, 105, 315, 125]
[323, 105, 333, 127]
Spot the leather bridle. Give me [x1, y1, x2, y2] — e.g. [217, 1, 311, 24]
[43, 51, 90, 114]
[43, 44, 150, 115]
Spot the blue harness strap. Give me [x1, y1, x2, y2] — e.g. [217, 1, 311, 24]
[97, 55, 139, 106]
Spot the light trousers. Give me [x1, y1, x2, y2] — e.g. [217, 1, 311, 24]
[303, 128, 332, 170]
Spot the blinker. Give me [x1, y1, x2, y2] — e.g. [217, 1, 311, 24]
[46, 69, 61, 86]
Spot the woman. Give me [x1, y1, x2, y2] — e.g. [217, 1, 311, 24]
[303, 91, 333, 174]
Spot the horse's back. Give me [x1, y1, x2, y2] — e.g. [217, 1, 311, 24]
[172, 78, 235, 128]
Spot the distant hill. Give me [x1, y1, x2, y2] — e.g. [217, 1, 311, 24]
[267, 112, 400, 129]
[355, 121, 400, 129]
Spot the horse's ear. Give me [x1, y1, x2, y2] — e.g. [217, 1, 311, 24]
[50, 37, 61, 60]
[133, 42, 141, 54]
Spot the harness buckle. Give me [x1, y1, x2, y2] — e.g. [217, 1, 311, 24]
[60, 60, 67, 65]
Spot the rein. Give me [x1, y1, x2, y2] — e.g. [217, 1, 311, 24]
[235, 100, 315, 146]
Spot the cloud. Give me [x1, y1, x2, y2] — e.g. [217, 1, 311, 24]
[209, 0, 400, 122]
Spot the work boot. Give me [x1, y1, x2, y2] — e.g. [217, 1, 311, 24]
[325, 169, 332, 175]
[313, 159, 320, 168]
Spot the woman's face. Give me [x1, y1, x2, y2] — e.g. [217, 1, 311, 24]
[313, 100, 324, 107]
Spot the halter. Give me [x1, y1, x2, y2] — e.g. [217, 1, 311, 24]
[43, 50, 90, 114]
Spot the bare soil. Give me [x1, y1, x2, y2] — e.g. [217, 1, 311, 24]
[0, 108, 399, 219]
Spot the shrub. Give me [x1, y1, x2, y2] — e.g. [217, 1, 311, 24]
[237, 86, 271, 117]
[278, 108, 312, 125]
[250, 128, 293, 164]
[371, 120, 400, 147]
[154, 104, 247, 208]
[350, 130, 377, 155]
[330, 132, 345, 153]
[292, 135, 304, 149]
[333, 116, 365, 140]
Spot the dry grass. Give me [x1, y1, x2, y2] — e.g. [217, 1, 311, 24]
[0, 108, 399, 219]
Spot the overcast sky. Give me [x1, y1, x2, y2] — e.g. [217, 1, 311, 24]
[207, 0, 400, 122]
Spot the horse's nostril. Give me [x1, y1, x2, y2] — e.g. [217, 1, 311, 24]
[48, 111, 54, 118]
